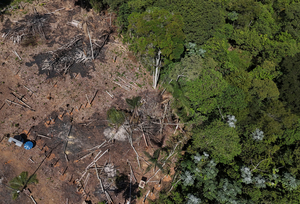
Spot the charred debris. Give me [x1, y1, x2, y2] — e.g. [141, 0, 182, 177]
[1, 7, 112, 77]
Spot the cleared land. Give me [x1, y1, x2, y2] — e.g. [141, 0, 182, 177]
[0, 1, 178, 203]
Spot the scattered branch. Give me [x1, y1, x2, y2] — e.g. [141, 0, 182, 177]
[86, 23, 94, 60]
[95, 163, 114, 204]
[251, 159, 266, 172]
[64, 141, 69, 162]
[37, 134, 52, 139]
[13, 50, 22, 60]
[23, 85, 35, 96]
[106, 91, 114, 98]
[146, 141, 181, 183]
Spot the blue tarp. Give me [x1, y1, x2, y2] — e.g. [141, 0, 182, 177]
[24, 141, 33, 150]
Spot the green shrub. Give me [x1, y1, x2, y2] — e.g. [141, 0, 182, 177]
[9, 171, 38, 200]
[107, 107, 125, 126]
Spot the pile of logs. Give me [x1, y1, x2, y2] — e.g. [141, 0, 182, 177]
[2, 9, 47, 44]
[41, 28, 110, 74]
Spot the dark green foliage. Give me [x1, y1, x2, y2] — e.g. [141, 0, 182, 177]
[107, 107, 125, 126]
[125, 96, 141, 110]
[21, 35, 38, 47]
[143, 149, 164, 173]
[228, 0, 262, 28]
[278, 53, 300, 115]
[9, 171, 38, 200]
[89, 0, 104, 12]
[181, 0, 225, 45]
[284, 3, 300, 41]
[117, 3, 132, 33]
[88, 0, 128, 11]
[157, 0, 226, 45]
[103, 0, 128, 10]
[115, 173, 129, 190]
[0, 1, 10, 9]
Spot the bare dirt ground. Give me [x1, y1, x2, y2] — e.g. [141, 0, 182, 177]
[0, 1, 178, 204]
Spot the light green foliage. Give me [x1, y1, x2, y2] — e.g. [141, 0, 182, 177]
[250, 60, 281, 80]
[185, 42, 206, 57]
[252, 4, 280, 36]
[183, 76, 227, 115]
[168, 55, 217, 82]
[127, 7, 185, 60]
[149, 0, 226, 45]
[228, 11, 238, 21]
[251, 78, 280, 100]
[202, 37, 230, 66]
[281, 173, 300, 191]
[168, 55, 227, 115]
[192, 120, 241, 164]
[166, 55, 225, 122]
[232, 28, 264, 56]
[217, 85, 247, 111]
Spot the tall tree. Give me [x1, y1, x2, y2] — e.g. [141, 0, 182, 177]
[127, 7, 185, 60]
[155, 0, 226, 45]
[192, 120, 241, 164]
[278, 53, 300, 115]
[284, 3, 300, 41]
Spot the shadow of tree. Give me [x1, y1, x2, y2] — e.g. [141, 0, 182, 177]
[115, 173, 141, 202]
[0, 0, 13, 10]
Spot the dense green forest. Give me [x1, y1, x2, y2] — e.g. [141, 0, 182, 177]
[94, 0, 300, 203]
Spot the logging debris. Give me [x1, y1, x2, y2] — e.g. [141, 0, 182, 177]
[40, 29, 110, 75]
[2, 9, 49, 44]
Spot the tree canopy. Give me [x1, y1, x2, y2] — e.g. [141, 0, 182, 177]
[87, 0, 300, 202]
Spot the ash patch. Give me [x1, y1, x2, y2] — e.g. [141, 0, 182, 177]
[104, 163, 117, 178]
[32, 110, 109, 158]
[1, 11, 55, 44]
[1, 18, 12, 34]
[103, 126, 129, 141]
[26, 34, 108, 79]
[61, 182, 82, 203]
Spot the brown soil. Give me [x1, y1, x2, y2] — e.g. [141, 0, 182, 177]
[0, 1, 177, 204]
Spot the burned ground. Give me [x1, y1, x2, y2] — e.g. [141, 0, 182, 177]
[0, 1, 178, 203]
